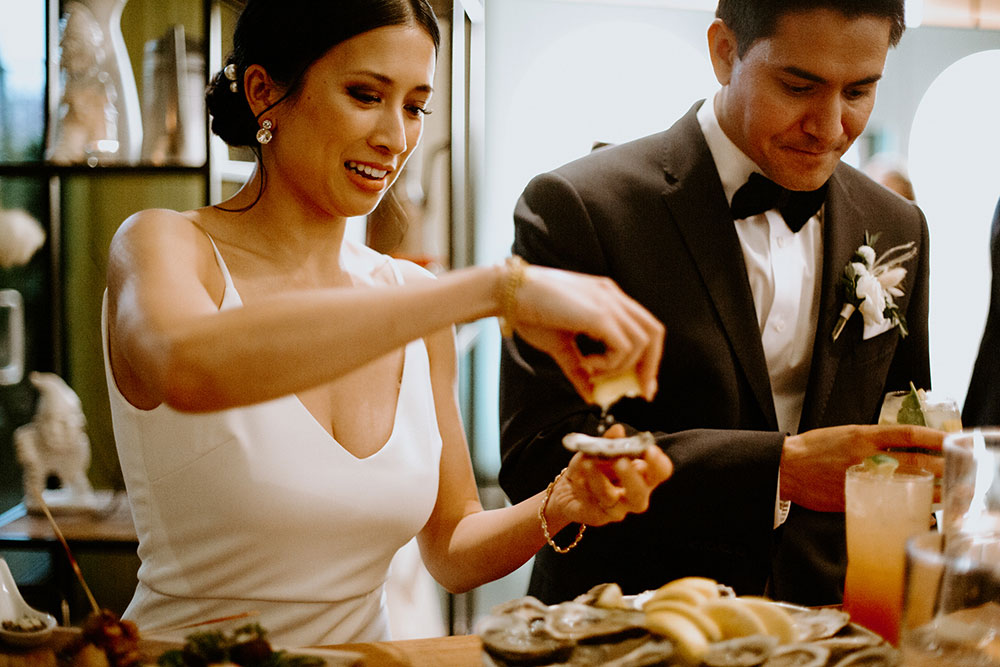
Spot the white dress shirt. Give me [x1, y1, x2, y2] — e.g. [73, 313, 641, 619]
[697, 97, 824, 526]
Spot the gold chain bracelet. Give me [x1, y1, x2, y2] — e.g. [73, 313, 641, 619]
[538, 466, 586, 554]
[498, 255, 527, 339]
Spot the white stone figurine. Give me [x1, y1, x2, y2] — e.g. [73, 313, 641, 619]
[0, 209, 46, 270]
[14, 372, 97, 513]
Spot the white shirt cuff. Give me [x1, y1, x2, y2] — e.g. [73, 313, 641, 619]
[775, 474, 791, 528]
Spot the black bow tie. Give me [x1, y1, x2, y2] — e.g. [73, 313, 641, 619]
[730, 172, 828, 233]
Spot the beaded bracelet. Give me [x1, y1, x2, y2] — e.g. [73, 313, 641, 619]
[538, 466, 586, 554]
[498, 255, 527, 339]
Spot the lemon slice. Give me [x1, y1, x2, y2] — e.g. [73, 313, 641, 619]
[647, 578, 718, 607]
[591, 582, 625, 609]
[701, 599, 768, 639]
[642, 599, 722, 642]
[645, 585, 706, 607]
[644, 610, 710, 665]
[862, 453, 899, 477]
[665, 577, 722, 601]
[647, 577, 721, 606]
[738, 597, 797, 644]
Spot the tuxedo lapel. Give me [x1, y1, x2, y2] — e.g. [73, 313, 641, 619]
[799, 166, 870, 429]
[660, 106, 779, 429]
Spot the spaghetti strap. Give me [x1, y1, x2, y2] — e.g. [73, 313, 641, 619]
[203, 233, 238, 293]
[385, 255, 405, 286]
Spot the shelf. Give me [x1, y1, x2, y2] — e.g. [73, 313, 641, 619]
[0, 163, 208, 177]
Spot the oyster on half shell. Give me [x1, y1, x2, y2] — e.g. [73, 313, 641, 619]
[544, 600, 647, 642]
[562, 431, 654, 458]
[478, 605, 572, 666]
[830, 645, 901, 666]
[785, 606, 852, 642]
[762, 643, 831, 667]
[702, 635, 780, 666]
[489, 595, 549, 621]
[812, 630, 882, 660]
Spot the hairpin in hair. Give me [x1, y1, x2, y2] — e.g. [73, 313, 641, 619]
[224, 63, 238, 93]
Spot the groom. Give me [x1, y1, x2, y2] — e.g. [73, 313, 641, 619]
[499, 0, 944, 606]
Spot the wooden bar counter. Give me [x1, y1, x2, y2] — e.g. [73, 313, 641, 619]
[323, 634, 483, 666]
[1, 628, 485, 667]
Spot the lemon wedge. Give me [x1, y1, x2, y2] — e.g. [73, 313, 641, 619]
[590, 369, 642, 410]
[700, 599, 768, 639]
[642, 600, 722, 642]
[644, 610, 710, 665]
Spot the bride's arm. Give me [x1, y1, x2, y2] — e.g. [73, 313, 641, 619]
[107, 208, 663, 413]
[416, 317, 672, 593]
[106, 210, 505, 412]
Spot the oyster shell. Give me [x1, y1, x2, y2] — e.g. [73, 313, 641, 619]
[786, 606, 851, 642]
[489, 596, 550, 621]
[570, 635, 675, 667]
[830, 645, 900, 666]
[544, 601, 647, 642]
[478, 608, 572, 666]
[761, 643, 831, 667]
[702, 635, 780, 666]
[562, 431, 654, 458]
[812, 631, 882, 659]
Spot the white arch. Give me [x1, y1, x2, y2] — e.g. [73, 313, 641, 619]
[908, 49, 1000, 406]
[484, 16, 718, 265]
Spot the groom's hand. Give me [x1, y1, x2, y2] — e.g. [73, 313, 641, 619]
[779, 424, 944, 512]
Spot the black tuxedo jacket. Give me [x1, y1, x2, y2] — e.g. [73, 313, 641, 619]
[963, 197, 1000, 426]
[498, 102, 931, 606]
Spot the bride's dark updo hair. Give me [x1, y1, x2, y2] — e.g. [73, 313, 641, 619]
[206, 0, 440, 149]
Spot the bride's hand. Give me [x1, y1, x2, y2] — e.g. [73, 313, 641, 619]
[508, 264, 664, 403]
[546, 425, 673, 528]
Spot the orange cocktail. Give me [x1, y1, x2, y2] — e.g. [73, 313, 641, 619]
[843, 462, 934, 645]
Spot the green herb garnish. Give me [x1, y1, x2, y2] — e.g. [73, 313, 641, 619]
[896, 382, 926, 426]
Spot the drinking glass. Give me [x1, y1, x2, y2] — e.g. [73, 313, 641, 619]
[843, 463, 935, 645]
[878, 389, 962, 432]
[900, 530, 1000, 666]
[942, 429, 1000, 546]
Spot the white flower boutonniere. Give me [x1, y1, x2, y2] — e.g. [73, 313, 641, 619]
[831, 231, 918, 341]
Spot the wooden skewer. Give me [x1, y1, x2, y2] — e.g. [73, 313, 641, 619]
[32, 491, 101, 614]
[144, 610, 261, 635]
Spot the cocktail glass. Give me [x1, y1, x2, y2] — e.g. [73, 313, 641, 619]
[878, 389, 962, 432]
[900, 530, 1000, 666]
[843, 463, 935, 645]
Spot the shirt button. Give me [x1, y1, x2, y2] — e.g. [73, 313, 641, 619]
[774, 318, 786, 332]
[776, 236, 787, 248]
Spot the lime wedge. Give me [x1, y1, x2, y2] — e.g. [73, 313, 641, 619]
[863, 454, 900, 476]
[895, 382, 927, 426]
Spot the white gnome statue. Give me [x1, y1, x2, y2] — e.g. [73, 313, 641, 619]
[14, 371, 97, 512]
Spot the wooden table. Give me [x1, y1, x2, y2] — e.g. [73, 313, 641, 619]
[0, 493, 137, 608]
[1, 629, 485, 667]
[327, 634, 483, 666]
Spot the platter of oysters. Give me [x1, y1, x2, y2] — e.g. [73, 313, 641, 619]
[478, 577, 899, 666]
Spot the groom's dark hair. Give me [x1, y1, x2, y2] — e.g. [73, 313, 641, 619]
[716, 0, 906, 56]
